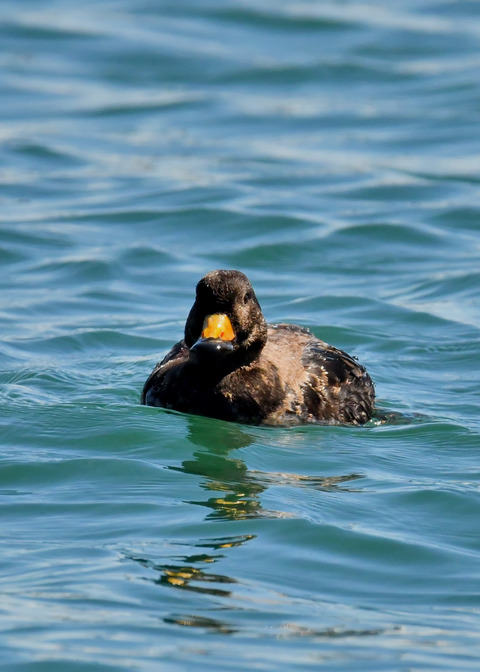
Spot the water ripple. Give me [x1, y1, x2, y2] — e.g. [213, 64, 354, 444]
[2, 0, 480, 669]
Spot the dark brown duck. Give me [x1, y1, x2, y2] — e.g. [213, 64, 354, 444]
[141, 270, 375, 425]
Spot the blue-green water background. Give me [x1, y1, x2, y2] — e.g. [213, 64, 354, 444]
[2, 1, 480, 669]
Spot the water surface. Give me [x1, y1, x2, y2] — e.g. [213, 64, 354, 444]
[2, 1, 480, 670]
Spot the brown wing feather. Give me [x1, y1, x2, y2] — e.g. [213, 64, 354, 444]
[140, 339, 188, 405]
[301, 339, 375, 424]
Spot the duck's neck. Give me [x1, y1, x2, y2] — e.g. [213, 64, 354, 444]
[188, 342, 264, 381]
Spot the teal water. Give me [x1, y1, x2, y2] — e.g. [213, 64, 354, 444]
[2, 1, 480, 670]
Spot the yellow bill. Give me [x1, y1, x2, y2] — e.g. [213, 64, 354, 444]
[201, 314, 235, 341]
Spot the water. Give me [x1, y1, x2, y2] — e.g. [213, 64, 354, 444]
[2, 1, 480, 669]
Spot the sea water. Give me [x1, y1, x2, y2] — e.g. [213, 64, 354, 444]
[1, 1, 480, 670]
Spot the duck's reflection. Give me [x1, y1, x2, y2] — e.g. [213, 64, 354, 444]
[164, 614, 236, 634]
[168, 416, 363, 520]
[129, 534, 255, 599]
[167, 417, 269, 520]
[158, 564, 234, 597]
[135, 416, 365, 635]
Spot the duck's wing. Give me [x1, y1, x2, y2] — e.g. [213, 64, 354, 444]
[301, 339, 375, 424]
[141, 339, 189, 404]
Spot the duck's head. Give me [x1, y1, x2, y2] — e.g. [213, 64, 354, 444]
[185, 270, 267, 371]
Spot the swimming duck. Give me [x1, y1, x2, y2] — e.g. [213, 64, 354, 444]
[141, 270, 375, 425]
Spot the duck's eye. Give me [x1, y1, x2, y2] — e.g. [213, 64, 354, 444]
[243, 291, 251, 304]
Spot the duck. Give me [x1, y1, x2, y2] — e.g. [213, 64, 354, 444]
[141, 269, 375, 426]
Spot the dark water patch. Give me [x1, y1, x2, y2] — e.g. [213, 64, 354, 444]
[222, 238, 315, 270]
[340, 179, 449, 202]
[6, 138, 86, 168]
[432, 206, 480, 233]
[327, 221, 446, 251]
[0, 226, 75, 258]
[207, 6, 358, 33]
[10, 664, 122, 672]
[222, 58, 418, 89]
[88, 93, 206, 118]
[0, 17, 100, 42]
[27, 257, 117, 283]
[5, 329, 147, 355]
[0, 245, 28, 265]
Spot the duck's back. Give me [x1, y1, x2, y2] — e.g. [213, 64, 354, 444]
[260, 324, 374, 425]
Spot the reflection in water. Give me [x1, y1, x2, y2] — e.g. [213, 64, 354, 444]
[372, 407, 429, 425]
[128, 534, 255, 599]
[278, 623, 387, 639]
[168, 416, 363, 520]
[163, 616, 386, 638]
[186, 415, 254, 451]
[136, 417, 368, 635]
[194, 535, 256, 550]
[157, 565, 234, 597]
[162, 616, 386, 639]
[168, 417, 271, 519]
[249, 471, 362, 491]
[164, 614, 236, 634]
[189, 491, 268, 520]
